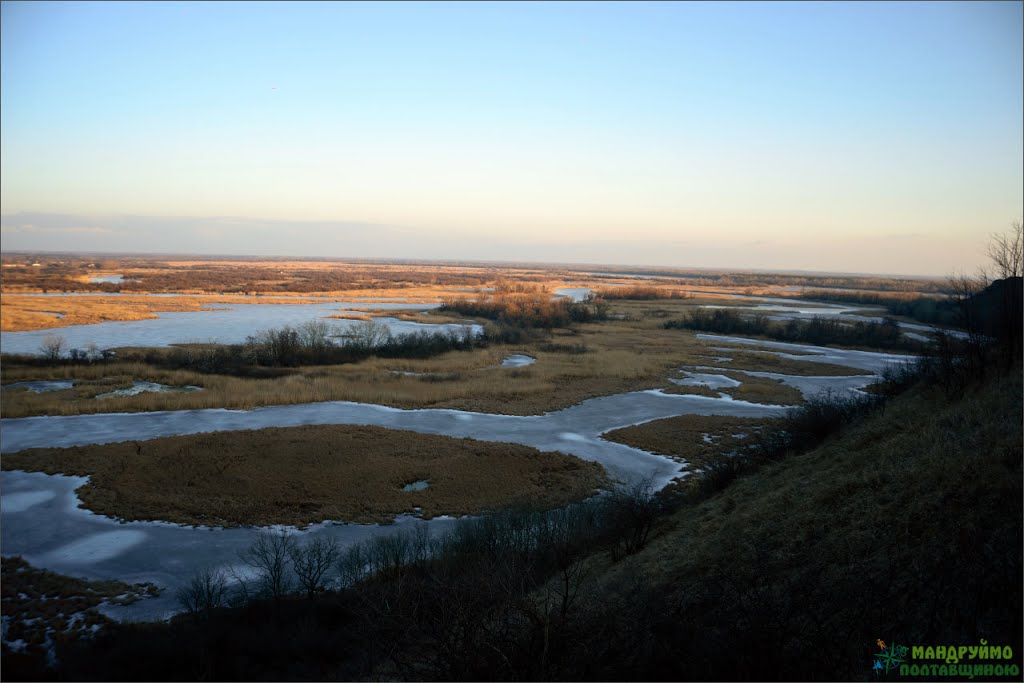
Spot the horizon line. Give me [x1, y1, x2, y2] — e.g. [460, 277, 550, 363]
[0, 249, 949, 281]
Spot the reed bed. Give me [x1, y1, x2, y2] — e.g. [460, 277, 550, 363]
[603, 414, 778, 472]
[661, 371, 804, 406]
[1, 425, 609, 526]
[1, 291, 469, 332]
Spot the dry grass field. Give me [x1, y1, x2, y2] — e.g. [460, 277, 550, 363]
[1, 254, 840, 332]
[602, 413, 781, 497]
[1, 425, 609, 526]
[0, 292, 474, 332]
[661, 371, 805, 405]
[603, 414, 778, 469]
[0, 293, 881, 418]
[1, 294, 213, 331]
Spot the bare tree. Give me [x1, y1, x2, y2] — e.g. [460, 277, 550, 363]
[349, 320, 391, 349]
[290, 535, 341, 598]
[987, 221, 1023, 280]
[239, 530, 296, 600]
[176, 566, 229, 619]
[984, 221, 1023, 358]
[339, 541, 370, 588]
[39, 334, 66, 361]
[604, 477, 659, 558]
[84, 341, 101, 362]
[297, 319, 333, 353]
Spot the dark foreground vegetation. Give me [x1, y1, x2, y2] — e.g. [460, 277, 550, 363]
[664, 307, 921, 351]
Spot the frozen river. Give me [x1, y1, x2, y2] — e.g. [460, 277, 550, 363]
[0, 324, 916, 622]
[1, 387, 789, 621]
[0, 301, 480, 355]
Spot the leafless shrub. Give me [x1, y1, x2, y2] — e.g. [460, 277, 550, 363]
[289, 536, 341, 598]
[604, 477, 659, 558]
[338, 542, 370, 588]
[297, 319, 334, 352]
[39, 334, 66, 361]
[239, 530, 296, 600]
[986, 220, 1022, 280]
[347, 320, 392, 349]
[176, 566, 229, 619]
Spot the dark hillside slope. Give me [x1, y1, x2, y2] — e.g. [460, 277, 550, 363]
[554, 370, 1022, 680]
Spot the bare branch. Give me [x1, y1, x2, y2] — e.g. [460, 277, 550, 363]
[987, 221, 1023, 280]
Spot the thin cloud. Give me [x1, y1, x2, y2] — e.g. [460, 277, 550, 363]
[0, 223, 114, 235]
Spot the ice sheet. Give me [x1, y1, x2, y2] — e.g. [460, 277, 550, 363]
[0, 302, 477, 355]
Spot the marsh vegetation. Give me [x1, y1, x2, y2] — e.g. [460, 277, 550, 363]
[1, 425, 608, 526]
[3, 246, 1019, 681]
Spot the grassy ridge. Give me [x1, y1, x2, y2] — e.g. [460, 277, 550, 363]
[559, 367, 1022, 680]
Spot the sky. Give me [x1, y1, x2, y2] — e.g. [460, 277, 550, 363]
[1, 1, 1021, 276]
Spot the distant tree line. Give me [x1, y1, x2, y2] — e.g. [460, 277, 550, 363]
[582, 269, 953, 293]
[174, 320, 481, 371]
[440, 293, 608, 329]
[663, 308, 919, 351]
[592, 286, 691, 300]
[793, 290, 960, 327]
[21, 320, 484, 374]
[1, 261, 499, 294]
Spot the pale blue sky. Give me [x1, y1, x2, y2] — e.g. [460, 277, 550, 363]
[1, 1, 1021, 275]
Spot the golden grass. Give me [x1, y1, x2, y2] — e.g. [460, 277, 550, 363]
[1, 294, 201, 331]
[696, 346, 868, 375]
[604, 414, 777, 470]
[727, 375, 804, 405]
[661, 371, 804, 406]
[0, 293, 478, 332]
[1, 425, 609, 526]
[1, 299, 875, 418]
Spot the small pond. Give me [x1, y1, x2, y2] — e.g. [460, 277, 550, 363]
[501, 355, 536, 367]
[1, 380, 76, 393]
[96, 381, 202, 399]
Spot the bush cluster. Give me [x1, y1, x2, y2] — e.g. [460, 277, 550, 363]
[664, 308, 918, 351]
[792, 289, 960, 326]
[440, 294, 608, 329]
[593, 286, 690, 300]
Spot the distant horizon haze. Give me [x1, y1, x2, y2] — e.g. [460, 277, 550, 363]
[0, 210, 986, 279]
[1, 1, 1020, 277]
